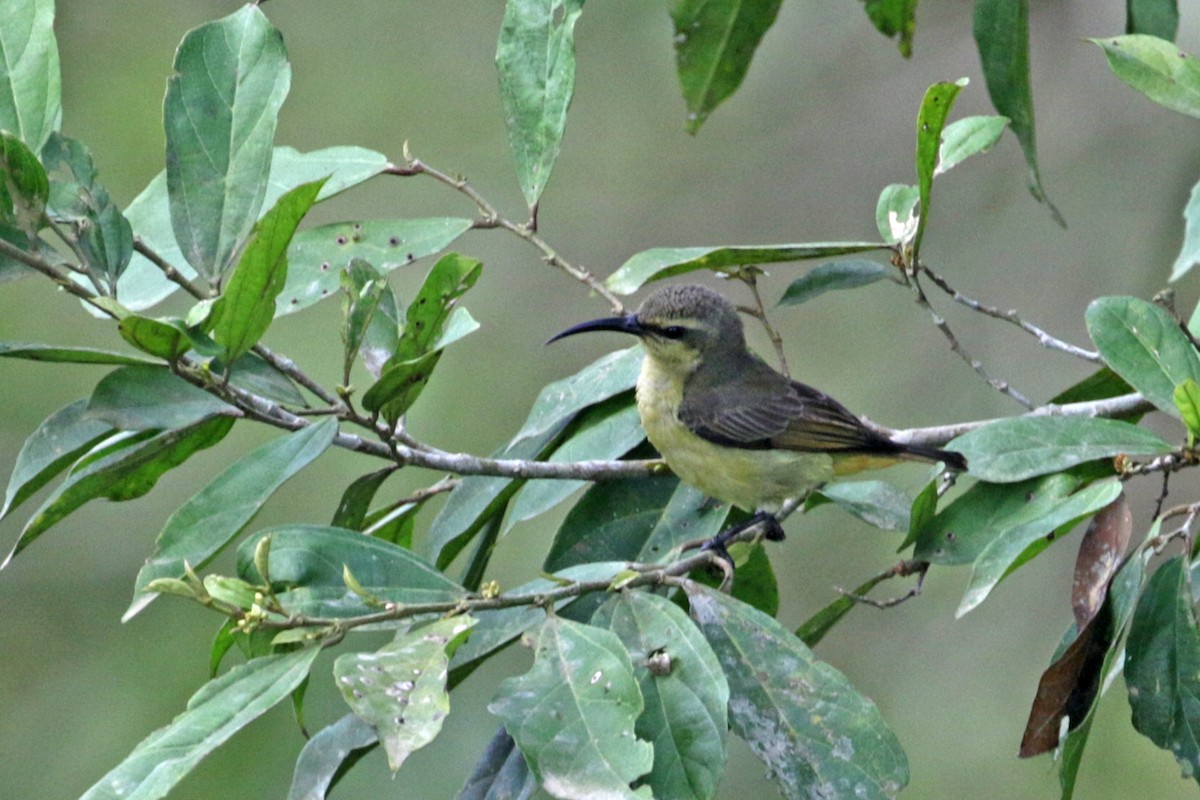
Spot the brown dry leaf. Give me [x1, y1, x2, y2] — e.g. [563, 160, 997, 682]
[1071, 493, 1131, 629]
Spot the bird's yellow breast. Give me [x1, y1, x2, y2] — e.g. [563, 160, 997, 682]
[635, 355, 835, 512]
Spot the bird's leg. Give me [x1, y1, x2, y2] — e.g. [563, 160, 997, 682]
[684, 510, 784, 574]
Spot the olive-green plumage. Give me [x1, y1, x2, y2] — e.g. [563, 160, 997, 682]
[551, 284, 966, 513]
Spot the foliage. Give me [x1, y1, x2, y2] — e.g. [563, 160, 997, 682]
[3, 2, 1200, 799]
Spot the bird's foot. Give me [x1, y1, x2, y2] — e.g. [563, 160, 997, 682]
[681, 511, 783, 587]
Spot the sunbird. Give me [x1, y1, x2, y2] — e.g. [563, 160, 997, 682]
[550, 283, 967, 560]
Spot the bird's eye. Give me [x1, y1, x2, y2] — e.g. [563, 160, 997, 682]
[660, 325, 687, 339]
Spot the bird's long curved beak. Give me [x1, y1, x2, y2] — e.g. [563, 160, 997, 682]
[547, 314, 644, 344]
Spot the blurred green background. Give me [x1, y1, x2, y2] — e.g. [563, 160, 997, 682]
[2, 1, 1199, 798]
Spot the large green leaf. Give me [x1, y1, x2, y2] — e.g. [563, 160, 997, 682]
[0, 0, 59, 152]
[237, 525, 466, 617]
[606, 243, 889, 295]
[949, 416, 1171, 482]
[209, 179, 325, 362]
[1126, 555, 1200, 786]
[913, 471, 1088, 565]
[125, 418, 337, 620]
[79, 647, 320, 800]
[669, 0, 784, 133]
[286, 713, 377, 800]
[506, 396, 644, 529]
[935, 115, 1009, 176]
[859, 0, 917, 57]
[5, 416, 234, 566]
[515, 345, 642, 443]
[1091, 34, 1200, 119]
[1086, 295, 1200, 417]
[334, 615, 476, 771]
[277, 218, 473, 317]
[687, 585, 908, 799]
[594, 591, 728, 800]
[973, 0, 1062, 225]
[0, 341, 154, 365]
[489, 616, 654, 800]
[1, 397, 111, 520]
[117, 147, 391, 313]
[164, 5, 290, 280]
[496, 0, 583, 208]
[913, 79, 967, 260]
[806, 479, 912, 531]
[957, 479, 1122, 617]
[87, 365, 240, 431]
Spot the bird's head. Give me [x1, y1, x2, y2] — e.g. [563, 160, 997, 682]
[549, 284, 746, 373]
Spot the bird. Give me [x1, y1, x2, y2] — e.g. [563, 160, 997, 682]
[549, 283, 967, 562]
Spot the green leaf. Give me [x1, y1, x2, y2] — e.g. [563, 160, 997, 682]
[806, 479, 911, 531]
[1175, 379, 1200, 447]
[0, 341, 154, 365]
[686, 585, 909, 799]
[935, 115, 1009, 176]
[277, 218, 472, 317]
[545, 474, 683, 571]
[5, 416, 234, 566]
[237, 525, 466, 617]
[117, 315, 190, 360]
[0, 0, 59, 152]
[594, 591, 728, 800]
[1086, 295, 1200, 417]
[1, 398, 111, 520]
[859, 0, 917, 57]
[1127, 0, 1179, 40]
[796, 569, 894, 648]
[79, 647, 320, 800]
[606, 243, 889, 295]
[457, 726, 536, 800]
[1126, 555, 1200, 785]
[496, 0, 583, 208]
[489, 616, 654, 800]
[1170, 178, 1200, 281]
[777, 260, 890, 306]
[360, 279, 401, 378]
[949, 416, 1172, 482]
[670, 0, 784, 133]
[635, 481, 732, 562]
[506, 397, 644, 529]
[287, 713, 377, 800]
[897, 476, 938, 552]
[0, 130, 48, 237]
[875, 183, 920, 245]
[1090, 34, 1200, 119]
[334, 615, 476, 772]
[41, 132, 131, 285]
[913, 78, 967, 259]
[125, 418, 336, 620]
[514, 345, 643, 444]
[340, 259, 387, 384]
[973, 0, 1063, 226]
[957, 479, 1122, 617]
[263, 146, 387, 209]
[210, 179, 325, 362]
[165, 4, 291, 280]
[914, 471, 1087, 565]
[449, 562, 631, 680]
[87, 365, 240, 430]
[331, 467, 395, 531]
[362, 253, 482, 423]
[225, 352, 307, 407]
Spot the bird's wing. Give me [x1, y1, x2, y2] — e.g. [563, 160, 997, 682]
[679, 373, 889, 453]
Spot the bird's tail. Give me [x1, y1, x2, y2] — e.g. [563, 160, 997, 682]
[897, 442, 968, 472]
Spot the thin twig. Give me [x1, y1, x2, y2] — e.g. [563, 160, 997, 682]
[132, 237, 212, 299]
[387, 148, 629, 315]
[836, 559, 929, 609]
[909, 269, 1036, 409]
[0, 236, 114, 311]
[734, 270, 789, 376]
[921, 265, 1101, 363]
